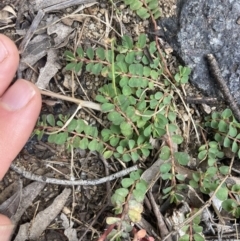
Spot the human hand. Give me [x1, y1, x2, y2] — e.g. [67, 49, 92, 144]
[0, 34, 42, 240]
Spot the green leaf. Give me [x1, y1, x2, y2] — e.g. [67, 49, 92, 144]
[160, 163, 171, 174]
[121, 178, 134, 188]
[129, 0, 142, 11]
[115, 188, 129, 198]
[232, 184, 240, 193]
[223, 136, 231, 148]
[120, 122, 133, 137]
[148, 1, 158, 10]
[174, 152, 190, 166]
[222, 199, 238, 212]
[65, 62, 76, 71]
[171, 134, 183, 144]
[143, 125, 152, 137]
[86, 47, 94, 60]
[110, 137, 120, 147]
[159, 146, 171, 160]
[125, 51, 135, 64]
[103, 150, 113, 159]
[107, 111, 124, 125]
[137, 33, 147, 48]
[193, 233, 204, 241]
[67, 119, 78, 131]
[79, 137, 89, 149]
[129, 63, 143, 76]
[129, 77, 142, 87]
[229, 125, 237, 137]
[198, 150, 207, 160]
[76, 47, 84, 57]
[72, 136, 80, 148]
[150, 69, 159, 79]
[117, 146, 124, 154]
[219, 166, 229, 175]
[122, 35, 133, 49]
[221, 108, 232, 119]
[75, 62, 83, 72]
[122, 85, 132, 96]
[64, 50, 75, 59]
[96, 47, 105, 60]
[128, 140, 135, 149]
[101, 129, 111, 141]
[214, 133, 223, 142]
[141, 148, 150, 157]
[106, 217, 121, 225]
[179, 234, 190, 241]
[133, 189, 145, 202]
[101, 103, 115, 112]
[136, 7, 150, 19]
[208, 158, 216, 166]
[46, 114, 55, 126]
[218, 120, 228, 132]
[55, 132, 68, 145]
[122, 153, 132, 162]
[176, 174, 186, 181]
[189, 180, 199, 188]
[232, 141, 239, 153]
[95, 94, 108, 103]
[105, 49, 113, 62]
[48, 133, 57, 143]
[86, 62, 94, 72]
[216, 186, 228, 201]
[92, 63, 103, 75]
[119, 76, 129, 87]
[130, 171, 140, 180]
[131, 151, 140, 162]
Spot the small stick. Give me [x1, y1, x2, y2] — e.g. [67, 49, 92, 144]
[206, 54, 240, 122]
[148, 190, 172, 241]
[10, 163, 139, 186]
[40, 89, 101, 111]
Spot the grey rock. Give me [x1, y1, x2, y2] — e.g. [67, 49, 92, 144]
[159, 0, 240, 104]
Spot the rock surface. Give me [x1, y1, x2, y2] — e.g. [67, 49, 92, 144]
[160, 0, 240, 104]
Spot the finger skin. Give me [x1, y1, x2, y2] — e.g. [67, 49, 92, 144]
[0, 34, 19, 96]
[0, 214, 14, 241]
[0, 79, 42, 179]
[0, 34, 41, 241]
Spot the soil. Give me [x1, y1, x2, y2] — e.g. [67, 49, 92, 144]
[0, 1, 236, 241]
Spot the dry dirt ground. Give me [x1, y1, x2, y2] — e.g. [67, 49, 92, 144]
[0, 0, 237, 241]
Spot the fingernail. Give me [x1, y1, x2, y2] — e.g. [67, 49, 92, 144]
[0, 40, 8, 63]
[0, 80, 36, 111]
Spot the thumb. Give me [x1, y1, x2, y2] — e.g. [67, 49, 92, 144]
[0, 79, 41, 179]
[0, 214, 14, 241]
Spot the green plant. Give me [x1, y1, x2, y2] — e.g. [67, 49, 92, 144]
[106, 170, 148, 239]
[179, 209, 204, 241]
[204, 108, 240, 158]
[34, 33, 193, 239]
[122, 0, 161, 20]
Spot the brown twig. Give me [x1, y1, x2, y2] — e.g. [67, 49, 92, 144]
[10, 163, 139, 186]
[148, 190, 172, 241]
[207, 54, 240, 122]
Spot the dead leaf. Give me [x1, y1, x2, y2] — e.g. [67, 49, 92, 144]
[11, 181, 46, 224]
[60, 213, 78, 241]
[47, 17, 74, 46]
[19, 34, 51, 71]
[28, 188, 71, 239]
[0, 180, 22, 218]
[36, 49, 61, 89]
[14, 188, 71, 240]
[2, 5, 16, 17]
